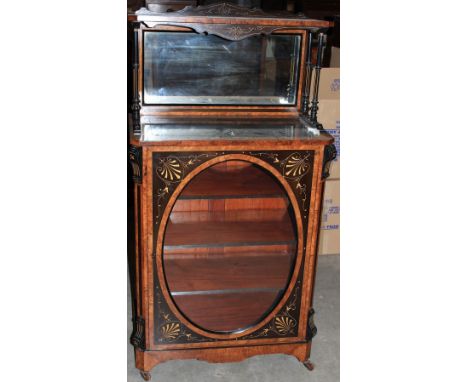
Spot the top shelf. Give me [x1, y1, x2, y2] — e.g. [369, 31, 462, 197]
[128, 3, 332, 28]
[179, 163, 285, 200]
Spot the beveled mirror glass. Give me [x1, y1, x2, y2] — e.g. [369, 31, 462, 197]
[143, 32, 301, 105]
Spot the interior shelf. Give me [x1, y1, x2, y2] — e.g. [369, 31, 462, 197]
[161, 160, 298, 333]
[172, 290, 281, 332]
[164, 209, 296, 249]
[178, 163, 285, 199]
[164, 252, 293, 293]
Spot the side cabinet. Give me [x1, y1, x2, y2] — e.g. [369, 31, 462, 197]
[129, 145, 335, 378]
[127, 4, 335, 380]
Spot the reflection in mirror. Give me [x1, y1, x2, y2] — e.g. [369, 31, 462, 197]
[143, 32, 301, 105]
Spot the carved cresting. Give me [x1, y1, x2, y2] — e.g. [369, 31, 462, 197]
[135, 3, 311, 41]
[187, 23, 276, 41]
[129, 145, 143, 184]
[322, 144, 337, 179]
[139, 2, 307, 19]
[152, 151, 315, 344]
[131, 316, 146, 350]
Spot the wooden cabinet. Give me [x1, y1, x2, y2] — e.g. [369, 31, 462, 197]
[128, 3, 335, 380]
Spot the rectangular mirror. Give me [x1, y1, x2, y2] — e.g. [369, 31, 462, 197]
[143, 31, 302, 106]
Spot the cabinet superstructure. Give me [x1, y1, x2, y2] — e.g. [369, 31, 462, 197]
[128, 3, 335, 380]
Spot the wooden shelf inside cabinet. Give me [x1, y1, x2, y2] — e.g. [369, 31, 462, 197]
[164, 252, 294, 293]
[164, 209, 296, 249]
[178, 164, 285, 200]
[172, 290, 282, 332]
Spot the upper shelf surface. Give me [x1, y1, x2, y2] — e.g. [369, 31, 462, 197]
[134, 117, 334, 145]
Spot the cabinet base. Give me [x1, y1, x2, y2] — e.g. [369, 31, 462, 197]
[135, 341, 312, 376]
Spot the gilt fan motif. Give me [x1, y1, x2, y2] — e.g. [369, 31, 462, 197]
[156, 157, 184, 183]
[274, 316, 296, 335]
[160, 322, 181, 340]
[282, 153, 310, 180]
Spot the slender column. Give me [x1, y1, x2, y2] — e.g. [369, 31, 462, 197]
[309, 32, 327, 129]
[301, 30, 314, 115]
[131, 23, 141, 134]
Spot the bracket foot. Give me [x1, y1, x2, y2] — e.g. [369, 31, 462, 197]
[303, 360, 315, 371]
[140, 371, 151, 381]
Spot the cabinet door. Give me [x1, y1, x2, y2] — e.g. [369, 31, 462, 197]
[151, 151, 315, 346]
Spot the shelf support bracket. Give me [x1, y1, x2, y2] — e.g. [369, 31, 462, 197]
[322, 144, 337, 179]
[131, 316, 146, 351]
[129, 145, 143, 184]
[306, 308, 318, 341]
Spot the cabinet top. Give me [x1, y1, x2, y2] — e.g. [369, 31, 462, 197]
[130, 116, 334, 147]
[128, 2, 332, 29]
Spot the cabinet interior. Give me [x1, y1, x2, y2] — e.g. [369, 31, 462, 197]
[163, 160, 298, 332]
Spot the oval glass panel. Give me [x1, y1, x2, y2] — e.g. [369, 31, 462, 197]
[163, 160, 298, 333]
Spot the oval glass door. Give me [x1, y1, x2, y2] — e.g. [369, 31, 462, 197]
[163, 160, 297, 333]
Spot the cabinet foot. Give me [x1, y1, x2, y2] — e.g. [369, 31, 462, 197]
[140, 371, 151, 381]
[303, 360, 315, 371]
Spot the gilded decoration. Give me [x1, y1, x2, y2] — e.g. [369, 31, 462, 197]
[248, 151, 313, 221]
[154, 153, 218, 221]
[243, 284, 301, 339]
[155, 284, 205, 343]
[152, 151, 313, 344]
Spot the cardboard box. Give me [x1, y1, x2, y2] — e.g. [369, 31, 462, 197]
[318, 179, 340, 255]
[318, 68, 340, 100]
[310, 70, 340, 254]
[330, 46, 340, 68]
[317, 68, 340, 180]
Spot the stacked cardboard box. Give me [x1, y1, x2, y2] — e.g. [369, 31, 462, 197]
[330, 46, 340, 68]
[317, 68, 340, 255]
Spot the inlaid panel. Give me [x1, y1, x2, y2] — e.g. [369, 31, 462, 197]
[152, 151, 315, 344]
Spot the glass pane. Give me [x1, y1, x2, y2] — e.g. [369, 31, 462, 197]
[141, 118, 322, 141]
[163, 160, 298, 333]
[143, 32, 301, 105]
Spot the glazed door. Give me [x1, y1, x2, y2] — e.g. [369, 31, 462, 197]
[151, 151, 315, 346]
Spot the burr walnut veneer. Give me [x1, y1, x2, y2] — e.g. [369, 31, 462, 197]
[128, 3, 335, 380]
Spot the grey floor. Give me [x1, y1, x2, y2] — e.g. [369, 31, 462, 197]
[128, 254, 339, 382]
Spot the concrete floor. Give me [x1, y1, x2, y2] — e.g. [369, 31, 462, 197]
[128, 254, 339, 382]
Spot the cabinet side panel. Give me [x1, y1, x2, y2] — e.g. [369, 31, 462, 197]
[299, 147, 325, 340]
[129, 145, 146, 350]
